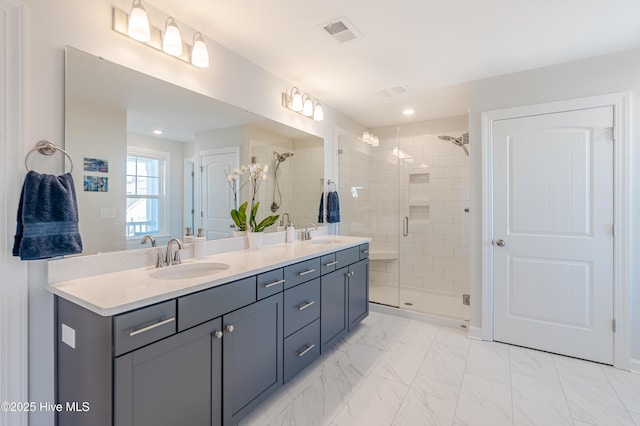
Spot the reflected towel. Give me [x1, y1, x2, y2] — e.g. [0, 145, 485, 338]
[13, 171, 83, 260]
[318, 192, 324, 223]
[327, 191, 340, 223]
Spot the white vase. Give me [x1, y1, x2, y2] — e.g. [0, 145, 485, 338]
[246, 231, 264, 250]
[233, 230, 247, 237]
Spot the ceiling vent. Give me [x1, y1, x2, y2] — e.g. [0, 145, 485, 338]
[322, 18, 359, 43]
[374, 85, 409, 97]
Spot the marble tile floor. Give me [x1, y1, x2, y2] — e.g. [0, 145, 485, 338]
[240, 310, 640, 426]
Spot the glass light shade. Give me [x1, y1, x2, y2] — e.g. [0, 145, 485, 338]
[302, 96, 313, 116]
[191, 33, 209, 68]
[372, 136, 379, 146]
[291, 89, 303, 112]
[162, 18, 183, 56]
[313, 101, 324, 121]
[128, 0, 150, 42]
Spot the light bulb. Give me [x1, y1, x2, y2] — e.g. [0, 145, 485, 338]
[191, 32, 209, 68]
[313, 101, 324, 121]
[291, 89, 303, 112]
[162, 17, 183, 56]
[128, 0, 150, 42]
[302, 95, 313, 117]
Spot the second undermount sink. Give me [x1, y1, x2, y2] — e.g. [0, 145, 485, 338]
[309, 238, 344, 245]
[150, 262, 230, 280]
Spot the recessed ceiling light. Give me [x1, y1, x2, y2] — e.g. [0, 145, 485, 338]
[153, 129, 163, 135]
[402, 108, 415, 116]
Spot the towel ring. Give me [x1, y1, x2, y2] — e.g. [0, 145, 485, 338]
[327, 179, 337, 191]
[25, 140, 74, 173]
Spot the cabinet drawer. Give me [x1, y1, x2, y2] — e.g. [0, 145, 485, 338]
[359, 243, 370, 259]
[336, 246, 360, 268]
[283, 319, 320, 383]
[284, 278, 320, 337]
[257, 268, 285, 300]
[114, 300, 176, 356]
[178, 277, 256, 332]
[283, 257, 321, 289]
[320, 253, 337, 275]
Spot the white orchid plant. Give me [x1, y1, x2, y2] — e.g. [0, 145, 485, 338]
[227, 163, 279, 232]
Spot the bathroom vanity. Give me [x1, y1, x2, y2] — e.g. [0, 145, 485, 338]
[49, 237, 370, 426]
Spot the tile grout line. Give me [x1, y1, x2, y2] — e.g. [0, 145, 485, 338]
[600, 364, 637, 424]
[450, 332, 473, 425]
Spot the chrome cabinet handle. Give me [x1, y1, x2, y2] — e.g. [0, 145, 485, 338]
[324, 261, 338, 267]
[297, 300, 316, 311]
[264, 279, 285, 288]
[496, 239, 506, 247]
[403, 217, 409, 237]
[361, 249, 369, 254]
[297, 344, 315, 357]
[346, 271, 354, 277]
[129, 317, 175, 337]
[213, 330, 223, 339]
[299, 269, 316, 276]
[225, 324, 234, 333]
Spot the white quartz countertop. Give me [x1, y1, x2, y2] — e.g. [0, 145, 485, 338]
[48, 236, 370, 316]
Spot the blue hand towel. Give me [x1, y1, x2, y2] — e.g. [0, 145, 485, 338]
[13, 171, 83, 260]
[318, 192, 324, 223]
[327, 191, 340, 223]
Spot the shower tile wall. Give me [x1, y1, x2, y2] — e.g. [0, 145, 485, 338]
[290, 139, 324, 228]
[338, 130, 470, 308]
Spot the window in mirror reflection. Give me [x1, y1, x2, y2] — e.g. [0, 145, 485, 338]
[126, 150, 168, 237]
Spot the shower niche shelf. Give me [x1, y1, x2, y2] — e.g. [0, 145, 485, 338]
[408, 172, 431, 203]
[409, 205, 430, 222]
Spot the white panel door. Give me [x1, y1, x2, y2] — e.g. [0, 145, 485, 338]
[492, 106, 614, 364]
[200, 149, 238, 240]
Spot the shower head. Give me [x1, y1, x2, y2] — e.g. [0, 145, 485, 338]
[273, 151, 294, 163]
[438, 133, 469, 156]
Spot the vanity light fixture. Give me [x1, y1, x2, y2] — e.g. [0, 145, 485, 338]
[191, 32, 209, 68]
[162, 17, 183, 56]
[301, 94, 313, 117]
[312, 100, 324, 121]
[362, 131, 379, 147]
[112, 5, 210, 68]
[281, 88, 323, 121]
[127, 0, 151, 42]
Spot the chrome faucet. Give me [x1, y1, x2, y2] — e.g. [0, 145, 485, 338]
[164, 238, 185, 267]
[140, 235, 156, 247]
[280, 212, 290, 227]
[303, 223, 318, 240]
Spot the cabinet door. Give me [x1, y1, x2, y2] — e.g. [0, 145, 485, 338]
[320, 267, 348, 352]
[222, 293, 283, 425]
[114, 318, 222, 426]
[348, 259, 369, 328]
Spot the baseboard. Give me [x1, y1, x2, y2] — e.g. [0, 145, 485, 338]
[467, 326, 483, 341]
[630, 358, 640, 374]
[369, 302, 469, 332]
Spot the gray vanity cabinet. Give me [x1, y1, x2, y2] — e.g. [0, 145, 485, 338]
[114, 318, 223, 426]
[222, 293, 283, 425]
[320, 246, 369, 352]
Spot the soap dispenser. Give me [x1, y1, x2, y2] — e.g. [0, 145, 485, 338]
[184, 227, 194, 243]
[286, 221, 296, 243]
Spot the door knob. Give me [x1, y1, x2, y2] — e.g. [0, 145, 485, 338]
[225, 324, 234, 333]
[496, 239, 506, 247]
[213, 330, 223, 339]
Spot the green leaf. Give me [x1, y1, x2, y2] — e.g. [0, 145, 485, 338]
[254, 214, 279, 232]
[230, 201, 248, 231]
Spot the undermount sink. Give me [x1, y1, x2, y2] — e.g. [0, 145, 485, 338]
[309, 238, 344, 245]
[150, 262, 230, 280]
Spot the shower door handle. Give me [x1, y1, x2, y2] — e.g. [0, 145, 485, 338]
[403, 217, 409, 237]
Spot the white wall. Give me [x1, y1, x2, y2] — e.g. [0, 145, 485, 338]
[18, 0, 363, 424]
[67, 98, 127, 254]
[468, 48, 640, 364]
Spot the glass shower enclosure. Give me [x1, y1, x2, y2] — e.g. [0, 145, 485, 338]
[338, 121, 470, 321]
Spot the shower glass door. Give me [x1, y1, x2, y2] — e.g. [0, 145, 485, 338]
[338, 123, 470, 321]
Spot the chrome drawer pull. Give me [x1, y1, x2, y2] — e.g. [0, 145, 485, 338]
[324, 261, 338, 267]
[129, 317, 175, 337]
[298, 344, 315, 357]
[264, 279, 285, 288]
[297, 300, 316, 311]
[299, 269, 316, 276]
[361, 249, 369, 254]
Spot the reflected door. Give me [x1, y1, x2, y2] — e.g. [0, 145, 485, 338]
[200, 148, 239, 240]
[492, 106, 614, 364]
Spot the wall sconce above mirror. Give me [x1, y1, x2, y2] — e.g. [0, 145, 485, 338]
[112, 1, 210, 68]
[282, 87, 324, 121]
